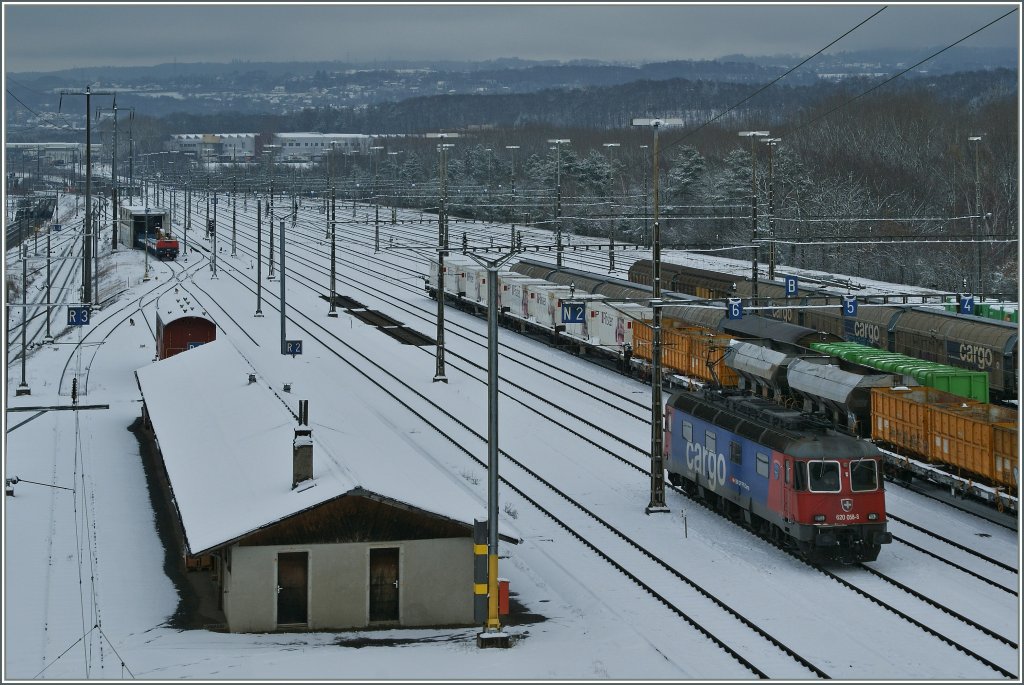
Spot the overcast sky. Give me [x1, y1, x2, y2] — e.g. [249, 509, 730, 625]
[3, 3, 1020, 74]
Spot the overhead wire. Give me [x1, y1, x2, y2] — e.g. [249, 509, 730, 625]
[658, 5, 888, 155]
[790, 6, 1020, 134]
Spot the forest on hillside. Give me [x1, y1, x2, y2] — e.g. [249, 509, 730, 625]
[81, 68, 1022, 294]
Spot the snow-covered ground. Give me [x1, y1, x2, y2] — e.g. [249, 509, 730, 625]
[4, 190, 1020, 680]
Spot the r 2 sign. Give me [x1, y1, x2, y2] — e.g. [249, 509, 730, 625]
[561, 302, 585, 324]
[841, 296, 858, 317]
[284, 340, 303, 356]
[67, 306, 90, 326]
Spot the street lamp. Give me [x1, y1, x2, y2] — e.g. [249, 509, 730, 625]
[632, 117, 682, 515]
[739, 131, 769, 301]
[761, 137, 781, 279]
[602, 142, 620, 272]
[968, 135, 983, 293]
[547, 139, 570, 266]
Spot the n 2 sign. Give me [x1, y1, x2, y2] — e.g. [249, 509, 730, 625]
[841, 296, 858, 317]
[67, 306, 90, 326]
[561, 302, 585, 324]
[726, 298, 743, 320]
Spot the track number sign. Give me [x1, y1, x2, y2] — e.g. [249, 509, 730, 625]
[67, 306, 90, 326]
[726, 298, 743, 320]
[284, 340, 303, 356]
[841, 296, 858, 317]
[561, 302, 586, 324]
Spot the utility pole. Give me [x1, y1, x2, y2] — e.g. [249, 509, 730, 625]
[328, 186, 338, 317]
[632, 117, 682, 515]
[61, 85, 113, 305]
[371, 145, 383, 252]
[548, 139, 570, 267]
[739, 130, 769, 302]
[16, 229, 31, 395]
[255, 199, 264, 317]
[211, 190, 218, 278]
[279, 219, 287, 354]
[184, 181, 190, 263]
[425, 132, 459, 383]
[762, 138, 781, 280]
[231, 180, 237, 257]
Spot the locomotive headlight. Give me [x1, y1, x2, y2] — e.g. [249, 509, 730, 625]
[814, 514, 826, 522]
[868, 513, 879, 521]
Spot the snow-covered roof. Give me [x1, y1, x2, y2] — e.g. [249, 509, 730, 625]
[135, 338, 511, 555]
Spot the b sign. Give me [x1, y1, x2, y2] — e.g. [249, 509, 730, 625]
[67, 306, 90, 326]
[959, 295, 974, 315]
[841, 296, 858, 317]
[561, 302, 586, 324]
[784, 275, 798, 297]
[726, 298, 743, 320]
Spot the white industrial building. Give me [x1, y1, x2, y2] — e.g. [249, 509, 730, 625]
[271, 132, 372, 160]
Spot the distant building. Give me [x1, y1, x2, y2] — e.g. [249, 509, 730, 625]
[271, 132, 372, 161]
[166, 133, 257, 163]
[135, 338, 516, 632]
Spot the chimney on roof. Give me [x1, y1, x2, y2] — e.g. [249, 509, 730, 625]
[292, 400, 312, 488]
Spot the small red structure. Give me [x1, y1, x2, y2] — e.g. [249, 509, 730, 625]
[155, 292, 216, 360]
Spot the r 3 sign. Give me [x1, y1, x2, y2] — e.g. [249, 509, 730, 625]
[67, 306, 91, 326]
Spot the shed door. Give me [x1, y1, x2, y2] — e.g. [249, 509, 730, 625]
[276, 552, 308, 625]
[369, 547, 399, 622]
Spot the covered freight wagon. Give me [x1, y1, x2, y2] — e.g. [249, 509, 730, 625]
[155, 291, 217, 360]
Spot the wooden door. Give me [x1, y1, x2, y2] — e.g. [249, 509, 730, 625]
[276, 552, 308, 625]
[369, 547, 399, 622]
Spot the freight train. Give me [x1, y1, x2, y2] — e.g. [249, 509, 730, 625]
[628, 258, 1019, 402]
[666, 389, 892, 562]
[426, 254, 1017, 512]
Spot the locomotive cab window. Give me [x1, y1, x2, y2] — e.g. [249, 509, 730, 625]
[730, 441, 742, 465]
[808, 461, 841, 492]
[682, 421, 693, 443]
[793, 461, 807, 491]
[850, 459, 879, 492]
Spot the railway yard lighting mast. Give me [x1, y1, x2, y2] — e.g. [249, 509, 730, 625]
[505, 145, 519, 242]
[370, 145, 384, 251]
[426, 132, 459, 383]
[640, 144, 649, 246]
[547, 139, 570, 267]
[739, 131, 769, 303]
[388, 150, 399, 224]
[762, 137, 781, 280]
[968, 135, 983, 293]
[632, 117, 683, 515]
[602, 142, 620, 273]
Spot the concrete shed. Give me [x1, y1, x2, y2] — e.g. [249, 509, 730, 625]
[135, 338, 516, 633]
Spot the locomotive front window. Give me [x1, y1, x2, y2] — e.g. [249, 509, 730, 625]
[850, 459, 879, 491]
[808, 461, 841, 492]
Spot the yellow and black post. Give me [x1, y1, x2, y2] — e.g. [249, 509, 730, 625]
[473, 519, 488, 624]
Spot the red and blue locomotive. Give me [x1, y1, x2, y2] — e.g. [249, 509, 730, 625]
[665, 390, 892, 563]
